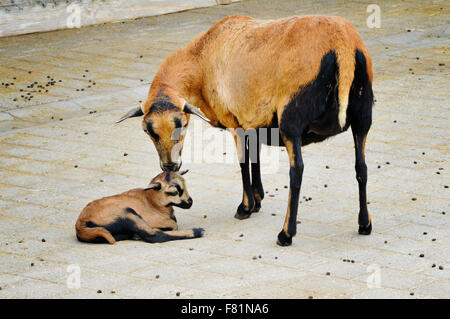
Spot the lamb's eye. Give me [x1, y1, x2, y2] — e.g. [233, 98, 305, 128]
[165, 191, 178, 196]
[174, 184, 183, 196]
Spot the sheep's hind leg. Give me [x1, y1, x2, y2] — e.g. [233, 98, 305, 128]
[277, 136, 304, 246]
[352, 129, 372, 235]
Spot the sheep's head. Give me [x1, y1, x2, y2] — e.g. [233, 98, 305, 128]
[117, 95, 209, 172]
[145, 170, 192, 209]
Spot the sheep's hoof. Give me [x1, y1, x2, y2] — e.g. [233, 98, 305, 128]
[234, 203, 252, 220]
[252, 200, 261, 213]
[358, 222, 372, 235]
[276, 231, 292, 246]
[193, 228, 205, 238]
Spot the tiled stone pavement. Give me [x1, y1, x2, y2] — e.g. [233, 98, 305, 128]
[0, 0, 449, 298]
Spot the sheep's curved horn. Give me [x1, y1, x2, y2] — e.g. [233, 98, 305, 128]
[116, 106, 144, 123]
[183, 102, 210, 122]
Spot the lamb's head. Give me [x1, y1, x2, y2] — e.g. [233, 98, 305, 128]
[145, 169, 192, 209]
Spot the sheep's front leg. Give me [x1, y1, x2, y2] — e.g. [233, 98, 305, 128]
[234, 132, 255, 220]
[250, 129, 264, 212]
[277, 136, 303, 246]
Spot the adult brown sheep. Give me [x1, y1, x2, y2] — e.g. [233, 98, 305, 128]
[118, 15, 374, 246]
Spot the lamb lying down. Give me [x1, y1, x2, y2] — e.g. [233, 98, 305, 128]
[75, 170, 204, 244]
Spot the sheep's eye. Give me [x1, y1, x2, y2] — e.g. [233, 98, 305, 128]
[165, 191, 178, 196]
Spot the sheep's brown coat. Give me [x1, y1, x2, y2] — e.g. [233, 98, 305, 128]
[143, 15, 372, 130]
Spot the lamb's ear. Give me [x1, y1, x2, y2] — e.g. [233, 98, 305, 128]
[144, 182, 161, 191]
[183, 102, 210, 122]
[116, 105, 144, 123]
[179, 169, 189, 175]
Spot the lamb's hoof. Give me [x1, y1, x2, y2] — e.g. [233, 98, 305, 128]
[234, 203, 252, 220]
[358, 222, 372, 235]
[276, 231, 292, 246]
[193, 228, 205, 238]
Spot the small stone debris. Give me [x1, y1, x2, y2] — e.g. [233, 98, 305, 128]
[123, 152, 128, 156]
[325, 165, 330, 169]
[326, 272, 331, 276]
[110, 290, 116, 294]
[284, 185, 288, 189]
[438, 266, 444, 270]
[410, 292, 414, 296]
[155, 275, 160, 279]
[97, 290, 102, 294]
[419, 254, 424, 258]
[432, 264, 436, 268]
[431, 238, 436, 242]
[176, 292, 180, 297]
[271, 213, 276, 216]
[74, 165, 78, 168]
[203, 215, 207, 218]
[384, 241, 388, 244]
[41, 238, 46, 242]
[423, 232, 427, 235]
[252, 256, 257, 260]
[239, 233, 244, 237]
[30, 263, 34, 267]
[411, 197, 417, 201]
[308, 296, 313, 299]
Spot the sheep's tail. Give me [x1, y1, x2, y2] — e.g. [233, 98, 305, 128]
[336, 46, 356, 129]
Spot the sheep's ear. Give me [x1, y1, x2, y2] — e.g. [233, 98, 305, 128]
[116, 106, 144, 123]
[183, 102, 210, 122]
[144, 182, 161, 191]
[179, 169, 189, 175]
